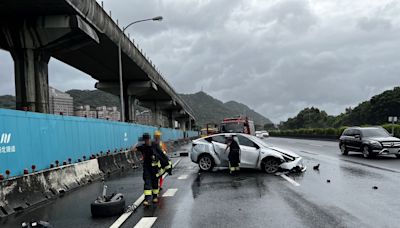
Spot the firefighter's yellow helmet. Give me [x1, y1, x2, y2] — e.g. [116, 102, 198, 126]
[154, 130, 162, 137]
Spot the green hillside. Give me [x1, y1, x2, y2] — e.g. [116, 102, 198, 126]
[279, 86, 400, 129]
[180, 91, 272, 127]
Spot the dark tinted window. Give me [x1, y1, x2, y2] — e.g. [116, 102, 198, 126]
[211, 135, 227, 144]
[345, 129, 355, 136]
[221, 123, 244, 133]
[361, 128, 390, 137]
[342, 129, 351, 136]
[237, 135, 256, 147]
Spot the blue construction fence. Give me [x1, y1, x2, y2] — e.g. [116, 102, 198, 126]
[0, 108, 199, 177]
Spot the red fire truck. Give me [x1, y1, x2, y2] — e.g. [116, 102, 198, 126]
[220, 116, 255, 135]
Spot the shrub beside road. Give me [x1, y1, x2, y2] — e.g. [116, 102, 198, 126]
[270, 124, 400, 139]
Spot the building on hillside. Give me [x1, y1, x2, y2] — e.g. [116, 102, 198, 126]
[49, 87, 74, 115]
[74, 105, 97, 118]
[96, 106, 120, 121]
[75, 105, 120, 121]
[135, 110, 152, 125]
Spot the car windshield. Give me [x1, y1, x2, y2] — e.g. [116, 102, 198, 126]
[362, 128, 390, 137]
[247, 135, 272, 148]
[221, 122, 244, 133]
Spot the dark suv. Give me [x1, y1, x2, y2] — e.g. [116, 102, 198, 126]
[339, 127, 400, 158]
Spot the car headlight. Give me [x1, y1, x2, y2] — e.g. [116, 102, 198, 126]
[370, 141, 382, 148]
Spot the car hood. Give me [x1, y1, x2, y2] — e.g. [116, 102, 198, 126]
[266, 146, 300, 158]
[364, 136, 400, 142]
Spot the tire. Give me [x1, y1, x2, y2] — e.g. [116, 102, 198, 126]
[340, 144, 348, 155]
[362, 145, 372, 158]
[91, 194, 126, 217]
[395, 154, 400, 159]
[198, 154, 214, 172]
[261, 157, 282, 174]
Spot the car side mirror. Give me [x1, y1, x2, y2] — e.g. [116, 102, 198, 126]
[354, 134, 361, 139]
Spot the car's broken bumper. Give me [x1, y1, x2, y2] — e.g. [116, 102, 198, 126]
[280, 157, 306, 172]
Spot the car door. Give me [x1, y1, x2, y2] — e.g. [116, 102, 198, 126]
[353, 129, 363, 150]
[210, 135, 229, 167]
[236, 135, 260, 168]
[345, 129, 356, 149]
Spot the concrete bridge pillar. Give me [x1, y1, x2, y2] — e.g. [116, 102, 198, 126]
[151, 101, 161, 127]
[179, 119, 186, 131]
[168, 111, 176, 129]
[11, 48, 50, 112]
[0, 15, 99, 113]
[188, 117, 192, 131]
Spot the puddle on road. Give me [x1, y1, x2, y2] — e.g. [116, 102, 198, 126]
[339, 165, 383, 178]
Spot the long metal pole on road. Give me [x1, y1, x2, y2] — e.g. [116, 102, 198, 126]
[118, 16, 163, 122]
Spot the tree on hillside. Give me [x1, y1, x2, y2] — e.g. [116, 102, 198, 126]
[280, 107, 333, 129]
[279, 87, 400, 129]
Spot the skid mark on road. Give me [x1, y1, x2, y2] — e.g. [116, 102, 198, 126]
[162, 188, 178, 197]
[280, 174, 300, 187]
[133, 217, 157, 228]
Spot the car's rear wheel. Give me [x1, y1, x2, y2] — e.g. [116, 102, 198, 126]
[198, 154, 214, 172]
[395, 154, 400, 159]
[340, 144, 348, 155]
[262, 157, 282, 174]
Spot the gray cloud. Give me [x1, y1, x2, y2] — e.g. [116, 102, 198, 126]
[1, 0, 400, 123]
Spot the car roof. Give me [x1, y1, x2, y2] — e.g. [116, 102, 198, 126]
[205, 133, 247, 137]
[347, 126, 382, 130]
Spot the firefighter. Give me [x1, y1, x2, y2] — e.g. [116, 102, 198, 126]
[136, 133, 160, 206]
[225, 135, 241, 174]
[153, 130, 172, 190]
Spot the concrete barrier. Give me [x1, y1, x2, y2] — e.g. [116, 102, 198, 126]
[0, 137, 197, 217]
[0, 159, 102, 217]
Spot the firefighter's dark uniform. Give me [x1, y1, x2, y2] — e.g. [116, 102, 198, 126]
[137, 141, 160, 202]
[152, 142, 171, 177]
[228, 139, 240, 173]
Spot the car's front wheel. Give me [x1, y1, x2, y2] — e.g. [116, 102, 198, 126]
[362, 145, 374, 158]
[198, 154, 214, 172]
[262, 157, 282, 174]
[340, 144, 348, 155]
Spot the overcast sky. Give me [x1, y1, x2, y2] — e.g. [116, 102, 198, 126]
[1, 0, 400, 123]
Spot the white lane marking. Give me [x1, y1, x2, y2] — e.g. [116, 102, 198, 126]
[280, 174, 300, 187]
[134, 217, 157, 228]
[110, 195, 145, 228]
[162, 188, 178, 197]
[178, 174, 188, 179]
[110, 159, 181, 228]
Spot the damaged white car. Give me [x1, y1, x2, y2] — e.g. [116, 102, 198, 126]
[191, 133, 306, 174]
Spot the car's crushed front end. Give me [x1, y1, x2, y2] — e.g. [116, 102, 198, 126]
[280, 157, 307, 173]
[268, 147, 307, 173]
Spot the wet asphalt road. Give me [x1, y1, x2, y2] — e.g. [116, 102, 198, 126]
[2, 138, 400, 228]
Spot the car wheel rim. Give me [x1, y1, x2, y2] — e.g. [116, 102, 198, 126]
[340, 145, 346, 153]
[264, 160, 279, 173]
[199, 157, 211, 170]
[363, 147, 369, 157]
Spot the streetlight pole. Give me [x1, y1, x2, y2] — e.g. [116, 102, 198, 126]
[118, 16, 163, 122]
